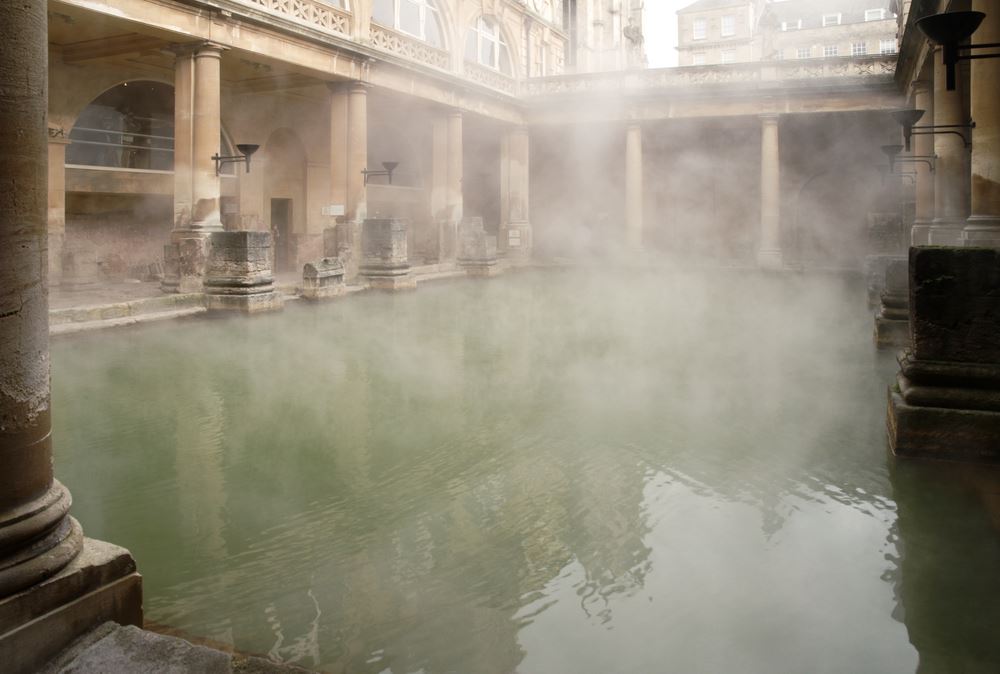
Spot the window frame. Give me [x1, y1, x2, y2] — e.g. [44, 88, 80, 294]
[821, 13, 841, 27]
[691, 52, 706, 66]
[851, 41, 867, 56]
[720, 49, 736, 64]
[865, 9, 886, 22]
[781, 19, 802, 31]
[465, 16, 513, 75]
[879, 38, 897, 55]
[692, 18, 707, 41]
[796, 46, 811, 59]
[720, 15, 736, 37]
[373, 0, 444, 47]
[823, 44, 839, 57]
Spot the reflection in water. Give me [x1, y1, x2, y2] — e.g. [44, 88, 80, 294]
[51, 270, 1000, 673]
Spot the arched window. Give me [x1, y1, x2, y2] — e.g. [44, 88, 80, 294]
[372, 0, 443, 47]
[67, 81, 174, 171]
[465, 16, 512, 75]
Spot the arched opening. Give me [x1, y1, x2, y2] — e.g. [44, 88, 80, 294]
[67, 81, 174, 171]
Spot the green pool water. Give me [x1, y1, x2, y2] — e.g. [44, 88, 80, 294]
[51, 269, 1000, 673]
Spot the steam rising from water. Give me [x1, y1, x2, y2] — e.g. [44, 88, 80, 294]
[51, 270, 1000, 673]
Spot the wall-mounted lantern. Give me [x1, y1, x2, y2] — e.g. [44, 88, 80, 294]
[212, 143, 259, 175]
[889, 108, 973, 151]
[362, 161, 399, 185]
[881, 143, 936, 174]
[917, 11, 999, 91]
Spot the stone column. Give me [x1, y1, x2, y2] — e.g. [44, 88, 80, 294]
[758, 114, 782, 269]
[190, 43, 224, 231]
[625, 122, 643, 249]
[911, 81, 935, 245]
[962, 2, 1000, 246]
[172, 48, 194, 230]
[429, 115, 448, 260]
[47, 135, 70, 287]
[500, 126, 532, 257]
[1, 6, 141, 669]
[343, 82, 368, 270]
[0, 0, 83, 600]
[445, 110, 464, 260]
[930, 46, 969, 245]
[165, 42, 225, 292]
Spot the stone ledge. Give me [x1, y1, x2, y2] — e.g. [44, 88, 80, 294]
[0, 538, 142, 674]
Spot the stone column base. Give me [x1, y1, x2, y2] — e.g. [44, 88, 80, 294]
[0, 537, 142, 674]
[910, 222, 933, 246]
[874, 258, 910, 350]
[962, 217, 1000, 247]
[927, 223, 965, 246]
[756, 249, 782, 270]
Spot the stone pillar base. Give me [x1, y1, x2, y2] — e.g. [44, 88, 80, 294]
[0, 538, 142, 674]
[874, 257, 910, 349]
[499, 222, 531, 258]
[864, 254, 896, 308]
[888, 388, 1000, 463]
[204, 291, 284, 313]
[365, 274, 417, 291]
[756, 249, 782, 270]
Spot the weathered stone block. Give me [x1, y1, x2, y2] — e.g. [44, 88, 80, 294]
[301, 258, 345, 301]
[204, 231, 283, 314]
[360, 218, 414, 290]
[457, 217, 501, 277]
[888, 389, 1000, 463]
[499, 221, 532, 259]
[909, 247, 1000, 363]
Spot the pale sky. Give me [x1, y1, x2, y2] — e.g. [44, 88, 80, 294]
[644, 0, 690, 68]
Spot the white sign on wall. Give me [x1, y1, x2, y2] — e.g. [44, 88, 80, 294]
[321, 204, 346, 216]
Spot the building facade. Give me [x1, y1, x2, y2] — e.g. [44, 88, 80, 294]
[677, 0, 898, 66]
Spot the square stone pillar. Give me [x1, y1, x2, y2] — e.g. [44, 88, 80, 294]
[1, 4, 141, 670]
[500, 126, 532, 258]
[204, 231, 283, 313]
[458, 217, 500, 277]
[887, 247, 1000, 461]
[874, 257, 910, 349]
[360, 218, 415, 290]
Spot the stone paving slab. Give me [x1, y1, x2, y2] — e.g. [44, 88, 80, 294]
[43, 623, 312, 674]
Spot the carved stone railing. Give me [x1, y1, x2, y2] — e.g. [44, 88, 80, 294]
[369, 23, 450, 71]
[521, 55, 897, 97]
[234, 0, 351, 37]
[463, 62, 518, 95]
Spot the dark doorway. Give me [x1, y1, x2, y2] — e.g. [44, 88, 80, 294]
[270, 198, 292, 272]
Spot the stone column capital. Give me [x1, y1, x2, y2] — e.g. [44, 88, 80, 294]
[167, 41, 227, 58]
[328, 79, 369, 95]
[47, 126, 72, 145]
[448, 108, 463, 119]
